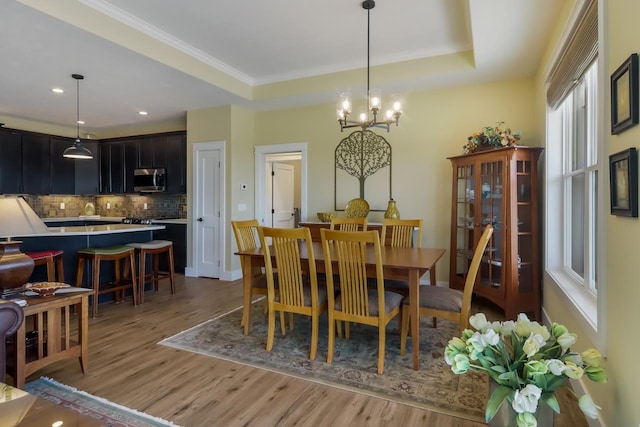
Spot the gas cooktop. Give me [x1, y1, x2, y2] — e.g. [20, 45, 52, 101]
[122, 218, 154, 225]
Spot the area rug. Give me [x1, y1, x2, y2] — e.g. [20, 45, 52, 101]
[24, 377, 181, 427]
[159, 302, 488, 422]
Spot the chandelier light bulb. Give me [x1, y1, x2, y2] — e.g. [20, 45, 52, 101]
[393, 101, 402, 112]
[359, 112, 368, 123]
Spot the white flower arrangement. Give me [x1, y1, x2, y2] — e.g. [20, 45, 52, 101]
[445, 313, 606, 426]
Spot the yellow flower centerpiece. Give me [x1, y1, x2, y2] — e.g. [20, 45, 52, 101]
[445, 313, 606, 427]
[464, 121, 521, 154]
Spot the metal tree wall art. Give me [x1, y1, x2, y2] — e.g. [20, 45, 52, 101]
[334, 130, 392, 211]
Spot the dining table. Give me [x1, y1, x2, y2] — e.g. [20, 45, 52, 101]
[235, 241, 446, 370]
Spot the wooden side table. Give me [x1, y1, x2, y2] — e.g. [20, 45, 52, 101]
[11, 291, 89, 388]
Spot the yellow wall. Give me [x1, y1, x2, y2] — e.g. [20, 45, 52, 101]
[534, 0, 639, 425]
[604, 0, 640, 425]
[188, 78, 536, 283]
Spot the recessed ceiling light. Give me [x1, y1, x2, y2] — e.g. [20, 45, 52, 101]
[52, 88, 64, 93]
[138, 111, 148, 116]
[77, 120, 85, 125]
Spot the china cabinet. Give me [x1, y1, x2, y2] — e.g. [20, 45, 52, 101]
[448, 146, 543, 320]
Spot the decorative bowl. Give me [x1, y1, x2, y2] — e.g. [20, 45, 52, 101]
[345, 198, 370, 218]
[317, 212, 337, 222]
[25, 282, 70, 296]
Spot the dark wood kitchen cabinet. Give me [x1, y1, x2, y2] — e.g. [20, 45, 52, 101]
[102, 131, 186, 194]
[74, 141, 100, 194]
[50, 137, 76, 194]
[22, 133, 50, 194]
[123, 139, 138, 193]
[0, 128, 23, 193]
[138, 135, 167, 168]
[100, 141, 124, 194]
[165, 133, 186, 193]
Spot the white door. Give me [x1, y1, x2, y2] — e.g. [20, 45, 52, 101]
[194, 146, 222, 278]
[272, 162, 295, 228]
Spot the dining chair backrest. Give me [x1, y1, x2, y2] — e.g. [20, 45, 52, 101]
[381, 218, 423, 248]
[258, 226, 318, 309]
[231, 219, 261, 252]
[231, 219, 263, 278]
[459, 224, 494, 327]
[258, 226, 325, 360]
[329, 217, 367, 232]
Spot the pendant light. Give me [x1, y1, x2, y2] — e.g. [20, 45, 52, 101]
[63, 73, 93, 159]
[336, 0, 402, 132]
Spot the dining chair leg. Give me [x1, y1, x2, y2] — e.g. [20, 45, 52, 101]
[400, 306, 410, 356]
[279, 311, 286, 336]
[378, 326, 386, 375]
[310, 313, 319, 361]
[267, 308, 276, 352]
[327, 314, 335, 365]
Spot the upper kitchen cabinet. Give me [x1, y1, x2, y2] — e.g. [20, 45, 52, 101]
[22, 133, 50, 194]
[100, 141, 125, 194]
[101, 131, 187, 194]
[50, 137, 77, 194]
[74, 141, 100, 195]
[0, 128, 23, 194]
[165, 133, 186, 193]
[123, 139, 138, 193]
[138, 135, 167, 168]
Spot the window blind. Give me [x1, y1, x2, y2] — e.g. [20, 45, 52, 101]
[546, 0, 598, 109]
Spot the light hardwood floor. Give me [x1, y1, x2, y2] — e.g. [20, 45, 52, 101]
[24, 275, 587, 427]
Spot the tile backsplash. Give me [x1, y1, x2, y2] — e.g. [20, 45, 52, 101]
[21, 194, 186, 219]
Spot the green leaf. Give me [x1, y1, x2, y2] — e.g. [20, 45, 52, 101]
[486, 385, 512, 422]
[541, 393, 561, 413]
[491, 365, 507, 374]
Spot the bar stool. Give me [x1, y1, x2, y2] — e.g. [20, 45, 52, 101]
[26, 249, 65, 282]
[75, 245, 138, 318]
[125, 240, 175, 304]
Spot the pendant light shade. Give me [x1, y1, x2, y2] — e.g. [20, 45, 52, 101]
[63, 73, 93, 159]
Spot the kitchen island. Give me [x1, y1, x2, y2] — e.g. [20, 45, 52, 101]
[17, 223, 165, 286]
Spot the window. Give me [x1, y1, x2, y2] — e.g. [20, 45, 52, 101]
[546, 60, 603, 348]
[544, 0, 603, 351]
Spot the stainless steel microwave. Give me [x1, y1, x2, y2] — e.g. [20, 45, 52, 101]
[134, 168, 166, 192]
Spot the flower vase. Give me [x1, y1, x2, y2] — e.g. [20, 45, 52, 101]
[384, 199, 400, 219]
[488, 383, 554, 427]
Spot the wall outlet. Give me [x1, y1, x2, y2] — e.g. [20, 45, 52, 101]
[143, 203, 148, 210]
[106, 202, 111, 210]
[59, 202, 65, 210]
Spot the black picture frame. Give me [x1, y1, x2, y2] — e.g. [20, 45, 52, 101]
[611, 53, 639, 135]
[609, 147, 638, 217]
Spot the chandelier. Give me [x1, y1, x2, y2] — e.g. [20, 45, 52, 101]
[337, 0, 402, 132]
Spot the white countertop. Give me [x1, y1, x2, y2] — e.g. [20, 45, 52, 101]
[18, 223, 165, 237]
[43, 217, 187, 225]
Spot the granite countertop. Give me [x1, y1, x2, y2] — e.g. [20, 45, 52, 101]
[18, 223, 165, 237]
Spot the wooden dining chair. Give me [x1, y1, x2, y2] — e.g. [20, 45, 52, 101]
[258, 226, 328, 360]
[231, 219, 269, 331]
[400, 225, 494, 356]
[380, 218, 423, 248]
[329, 217, 367, 232]
[379, 218, 424, 293]
[321, 228, 403, 374]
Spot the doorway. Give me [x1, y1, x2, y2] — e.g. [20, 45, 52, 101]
[255, 143, 308, 227]
[191, 141, 225, 278]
